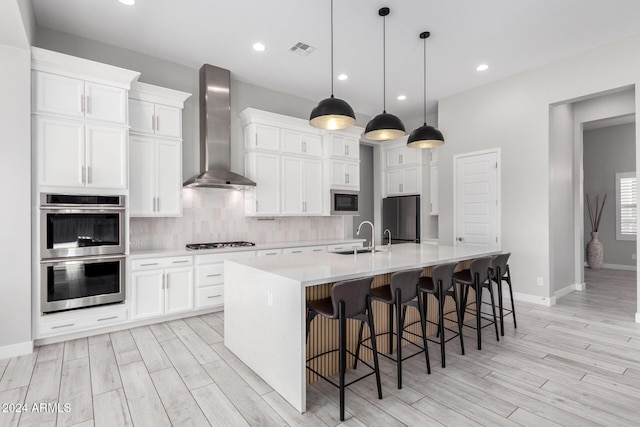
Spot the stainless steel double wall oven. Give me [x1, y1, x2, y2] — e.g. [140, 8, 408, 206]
[40, 194, 126, 313]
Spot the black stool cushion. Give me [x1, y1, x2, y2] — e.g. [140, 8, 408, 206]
[369, 284, 392, 303]
[418, 276, 436, 293]
[307, 297, 335, 318]
[453, 269, 473, 285]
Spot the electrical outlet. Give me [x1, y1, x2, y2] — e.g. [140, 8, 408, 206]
[536, 277, 544, 287]
[633, 254, 637, 260]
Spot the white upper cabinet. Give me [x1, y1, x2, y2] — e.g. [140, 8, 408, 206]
[85, 124, 127, 189]
[245, 123, 280, 152]
[129, 98, 182, 138]
[385, 145, 419, 168]
[36, 117, 85, 188]
[324, 134, 359, 160]
[245, 151, 281, 216]
[129, 135, 182, 217]
[240, 107, 364, 215]
[281, 129, 322, 157]
[128, 82, 190, 217]
[32, 48, 140, 191]
[330, 160, 360, 189]
[36, 117, 126, 189]
[33, 71, 128, 125]
[281, 156, 323, 215]
[381, 137, 426, 198]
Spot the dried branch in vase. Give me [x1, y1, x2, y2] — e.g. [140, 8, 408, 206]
[586, 193, 607, 232]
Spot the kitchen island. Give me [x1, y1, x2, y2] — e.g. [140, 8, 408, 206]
[224, 243, 500, 412]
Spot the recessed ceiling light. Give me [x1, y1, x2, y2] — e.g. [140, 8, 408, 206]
[253, 43, 266, 52]
[476, 64, 489, 71]
[397, 95, 407, 101]
[119, 0, 135, 5]
[338, 74, 348, 81]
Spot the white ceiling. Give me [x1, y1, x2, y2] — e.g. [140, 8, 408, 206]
[31, 0, 640, 127]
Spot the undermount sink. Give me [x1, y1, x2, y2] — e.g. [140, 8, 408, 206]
[334, 248, 373, 255]
[334, 248, 388, 255]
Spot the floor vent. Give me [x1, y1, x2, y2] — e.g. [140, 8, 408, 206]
[289, 42, 316, 57]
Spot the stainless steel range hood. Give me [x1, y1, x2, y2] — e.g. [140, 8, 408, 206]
[183, 64, 256, 190]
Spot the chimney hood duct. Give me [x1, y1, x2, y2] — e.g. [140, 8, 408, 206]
[183, 64, 256, 190]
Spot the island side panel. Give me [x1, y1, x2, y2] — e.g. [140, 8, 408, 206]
[224, 260, 307, 412]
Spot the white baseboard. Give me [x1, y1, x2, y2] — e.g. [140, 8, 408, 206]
[636, 312, 640, 323]
[554, 283, 585, 300]
[601, 263, 637, 271]
[0, 341, 34, 360]
[583, 262, 637, 271]
[512, 292, 555, 307]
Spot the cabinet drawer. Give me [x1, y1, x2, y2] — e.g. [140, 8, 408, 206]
[39, 308, 128, 336]
[196, 263, 224, 287]
[196, 285, 224, 309]
[257, 249, 283, 256]
[327, 242, 363, 252]
[283, 245, 326, 254]
[195, 250, 256, 264]
[132, 255, 193, 270]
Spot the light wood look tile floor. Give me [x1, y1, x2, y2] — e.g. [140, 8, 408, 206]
[1, 268, 639, 426]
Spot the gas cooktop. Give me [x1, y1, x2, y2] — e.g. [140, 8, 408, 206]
[186, 241, 255, 250]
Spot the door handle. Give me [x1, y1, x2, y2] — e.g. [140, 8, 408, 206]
[457, 237, 464, 242]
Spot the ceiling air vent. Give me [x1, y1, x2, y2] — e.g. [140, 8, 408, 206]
[289, 42, 316, 57]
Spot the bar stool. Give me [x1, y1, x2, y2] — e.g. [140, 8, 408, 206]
[491, 252, 517, 336]
[306, 276, 382, 421]
[360, 268, 429, 389]
[454, 256, 499, 351]
[418, 262, 465, 368]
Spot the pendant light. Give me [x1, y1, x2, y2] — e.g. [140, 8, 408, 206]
[309, 0, 356, 130]
[406, 31, 445, 148]
[365, 7, 406, 141]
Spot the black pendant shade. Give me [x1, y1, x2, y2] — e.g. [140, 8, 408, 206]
[365, 111, 406, 141]
[406, 123, 444, 148]
[310, 95, 356, 130]
[365, 7, 406, 141]
[309, 0, 356, 130]
[406, 31, 444, 149]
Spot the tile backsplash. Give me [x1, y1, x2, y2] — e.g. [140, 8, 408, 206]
[129, 188, 346, 250]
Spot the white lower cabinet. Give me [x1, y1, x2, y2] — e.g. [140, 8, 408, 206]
[131, 256, 194, 320]
[283, 245, 326, 254]
[195, 251, 256, 309]
[38, 307, 128, 337]
[327, 242, 364, 252]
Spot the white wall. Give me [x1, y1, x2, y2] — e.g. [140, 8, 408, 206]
[0, 1, 33, 356]
[438, 34, 640, 309]
[549, 103, 575, 295]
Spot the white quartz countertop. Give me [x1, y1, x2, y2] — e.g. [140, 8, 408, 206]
[129, 238, 365, 259]
[226, 243, 501, 287]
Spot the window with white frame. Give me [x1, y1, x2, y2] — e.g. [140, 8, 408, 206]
[616, 172, 636, 241]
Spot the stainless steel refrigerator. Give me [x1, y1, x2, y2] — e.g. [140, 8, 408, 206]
[382, 195, 420, 244]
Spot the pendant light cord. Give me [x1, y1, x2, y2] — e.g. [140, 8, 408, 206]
[423, 36, 427, 125]
[382, 12, 386, 112]
[330, 0, 334, 97]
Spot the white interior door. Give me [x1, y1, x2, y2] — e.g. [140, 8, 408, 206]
[454, 150, 500, 248]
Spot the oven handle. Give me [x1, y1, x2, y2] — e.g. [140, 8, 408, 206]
[40, 254, 126, 265]
[40, 207, 126, 213]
